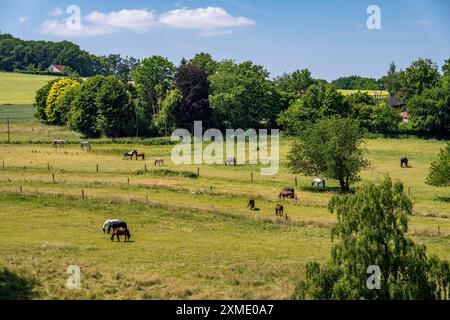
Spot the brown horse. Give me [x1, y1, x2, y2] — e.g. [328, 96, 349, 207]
[154, 158, 164, 166]
[279, 187, 295, 199]
[111, 227, 131, 242]
[135, 152, 145, 160]
[275, 204, 284, 216]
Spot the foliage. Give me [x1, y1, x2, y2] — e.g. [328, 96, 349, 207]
[385, 61, 400, 97]
[209, 60, 281, 129]
[287, 117, 369, 192]
[293, 176, 450, 300]
[331, 75, 384, 90]
[68, 76, 106, 137]
[398, 58, 440, 100]
[274, 69, 314, 98]
[370, 104, 402, 133]
[132, 56, 175, 135]
[44, 78, 79, 124]
[174, 62, 211, 132]
[408, 74, 450, 136]
[95, 76, 136, 137]
[277, 84, 349, 134]
[33, 78, 60, 121]
[426, 143, 450, 187]
[152, 89, 181, 136]
[189, 52, 218, 76]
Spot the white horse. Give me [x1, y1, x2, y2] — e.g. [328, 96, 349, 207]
[52, 139, 66, 148]
[102, 219, 121, 233]
[224, 157, 236, 166]
[311, 178, 326, 188]
[80, 141, 91, 150]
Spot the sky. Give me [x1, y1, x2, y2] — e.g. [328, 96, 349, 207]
[0, 0, 449, 81]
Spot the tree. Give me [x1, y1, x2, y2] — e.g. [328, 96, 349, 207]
[443, 58, 450, 77]
[293, 176, 450, 300]
[408, 74, 450, 136]
[370, 104, 401, 133]
[209, 60, 280, 129]
[385, 61, 400, 97]
[95, 76, 136, 137]
[174, 62, 211, 132]
[68, 76, 106, 137]
[132, 56, 175, 134]
[274, 69, 314, 97]
[54, 85, 79, 125]
[320, 86, 349, 118]
[189, 52, 218, 76]
[398, 58, 440, 100]
[152, 89, 181, 136]
[426, 143, 450, 187]
[287, 117, 369, 192]
[45, 78, 79, 124]
[34, 78, 59, 121]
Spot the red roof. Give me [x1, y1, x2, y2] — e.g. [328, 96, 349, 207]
[50, 64, 65, 70]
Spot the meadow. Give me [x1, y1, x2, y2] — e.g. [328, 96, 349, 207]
[0, 119, 449, 299]
[0, 72, 58, 105]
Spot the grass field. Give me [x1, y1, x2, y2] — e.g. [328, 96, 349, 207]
[0, 120, 449, 299]
[0, 105, 35, 121]
[338, 89, 389, 98]
[0, 72, 58, 105]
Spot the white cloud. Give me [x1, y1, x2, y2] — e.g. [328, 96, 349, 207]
[85, 9, 157, 32]
[19, 16, 29, 23]
[39, 7, 255, 37]
[49, 7, 64, 17]
[159, 7, 255, 30]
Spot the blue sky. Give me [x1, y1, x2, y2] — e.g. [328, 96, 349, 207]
[1, 0, 449, 80]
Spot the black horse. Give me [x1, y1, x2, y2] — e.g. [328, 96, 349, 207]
[400, 157, 409, 168]
[107, 221, 128, 234]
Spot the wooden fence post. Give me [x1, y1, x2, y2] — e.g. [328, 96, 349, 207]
[81, 189, 85, 200]
[197, 167, 200, 177]
[96, 164, 99, 173]
[47, 163, 50, 171]
[295, 177, 298, 186]
[52, 173, 55, 183]
[144, 164, 147, 172]
[251, 172, 254, 182]
[20, 186, 22, 194]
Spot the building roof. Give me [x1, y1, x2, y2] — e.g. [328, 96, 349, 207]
[49, 64, 65, 70]
[386, 96, 405, 107]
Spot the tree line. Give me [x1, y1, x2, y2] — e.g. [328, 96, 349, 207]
[28, 36, 449, 139]
[0, 33, 139, 78]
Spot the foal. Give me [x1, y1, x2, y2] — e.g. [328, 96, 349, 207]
[111, 228, 131, 242]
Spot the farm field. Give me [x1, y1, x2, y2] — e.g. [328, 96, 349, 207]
[0, 72, 58, 105]
[0, 120, 449, 299]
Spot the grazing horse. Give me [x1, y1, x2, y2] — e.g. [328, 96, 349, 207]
[135, 152, 145, 160]
[311, 178, 326, 188]
[275, 204, 284, 216]
[102, 219, 121, 233]
[111, 228, 131, 242]
[80, 141, 91, 150]
[124, 150, 137, 160]
[108, 221, 128, 234]
[400, 157, 409, 168]
[247, 199, 256, 211]
[224, 157, 236, 166]
[279, 187, 295, 199]
[154, 158, 164, 166]
[52, 140, 66, 148]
